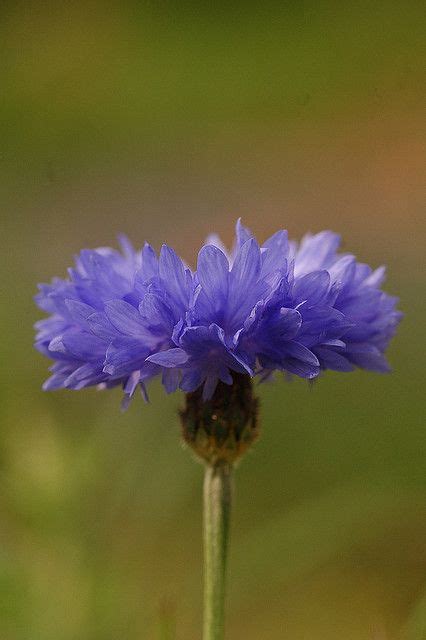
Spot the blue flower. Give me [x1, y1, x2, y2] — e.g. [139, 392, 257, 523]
[35, 221, 402, 405]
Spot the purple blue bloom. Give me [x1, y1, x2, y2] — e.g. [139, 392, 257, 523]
[35, 221, 402, 406]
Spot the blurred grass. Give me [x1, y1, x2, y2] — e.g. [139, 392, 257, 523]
[1, 2, 425, 639]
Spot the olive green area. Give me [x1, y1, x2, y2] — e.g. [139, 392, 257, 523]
[1, 2, 425, 639]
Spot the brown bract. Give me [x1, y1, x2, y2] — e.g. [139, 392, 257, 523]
[180, 373, 259, 466]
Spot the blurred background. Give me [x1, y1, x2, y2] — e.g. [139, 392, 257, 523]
[1, 2, 425, 639]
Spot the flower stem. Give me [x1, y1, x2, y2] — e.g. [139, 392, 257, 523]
[203, 461, 233, 640]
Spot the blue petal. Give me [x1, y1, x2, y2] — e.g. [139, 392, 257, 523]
[283, 341, 320, 367]
[146, 348, 189, 368]
[276, 308, 303, 339]
[104, 338, 151, 376]
[231, 238, 261, 288]
[235, 218, 253, 248]
[42, 373, 69, 390]
[293, 270, 331, 306]
[64, 363, 103, 387]
[180, 369, 204, 393]
[204, 233, 228, 256]
[364, 265, 386, 288]
[345, 344, 390, 372]
[159, 245, 190, 312]
[87, 312, 118, 340]
[65, 299, 96, 324]
[162, 368, 180, 393]
[49, 332, 105, 361]
[104, 300, 147, 336]
[124, 370, 141, 395]
[197, 245, 229, 305]
[328, 255, 356, 286]
[261, 230, 289, 277]
[139, 293, 175, 333]
[134, 243, 158, 295]
[295, 231, 341, 275]
[314, 347, 354, 372]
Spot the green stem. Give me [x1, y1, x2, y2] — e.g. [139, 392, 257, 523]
[203, 461, 233, 640]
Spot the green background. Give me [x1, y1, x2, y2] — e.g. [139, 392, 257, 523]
[1, 2, 425, 638]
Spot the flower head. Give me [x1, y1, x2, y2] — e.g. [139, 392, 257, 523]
[35, 221, 402, 405]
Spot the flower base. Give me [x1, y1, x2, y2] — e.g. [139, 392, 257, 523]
[180, 373, 259, 466]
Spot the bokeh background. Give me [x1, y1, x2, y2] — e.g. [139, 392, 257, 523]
[1, 2, 425, 639]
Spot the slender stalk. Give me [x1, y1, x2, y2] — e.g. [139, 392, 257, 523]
[203, 461, 233, 640]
